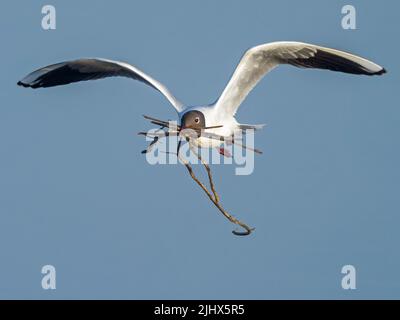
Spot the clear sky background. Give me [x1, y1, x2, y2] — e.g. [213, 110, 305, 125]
[0, 0, 399, 299]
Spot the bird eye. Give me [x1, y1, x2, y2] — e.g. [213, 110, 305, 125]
[194, 117, 200, 123]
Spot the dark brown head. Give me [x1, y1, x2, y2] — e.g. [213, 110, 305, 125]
[180, 110, 206, 130]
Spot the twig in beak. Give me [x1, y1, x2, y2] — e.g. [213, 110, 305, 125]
[140, 114, 256, 236]
[231, 140, 263, 155]
[202, 125, 224, 130]
[143, 114, 181, 130]
[177, 139, 182, 155]
[138, 131, 179, 138]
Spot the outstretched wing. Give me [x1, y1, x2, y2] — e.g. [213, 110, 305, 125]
[18, 58, 184, 112]
[215, 41, 386, 117]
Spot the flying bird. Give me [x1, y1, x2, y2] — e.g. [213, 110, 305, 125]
[18, 41, 386, 235]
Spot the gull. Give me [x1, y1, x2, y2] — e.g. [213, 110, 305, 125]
[18, 41, 386, 153]
[18, 41, 386, 235]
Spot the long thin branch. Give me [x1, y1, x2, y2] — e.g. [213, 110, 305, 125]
[189, 145, 219, 203]
[178, 150, 254, 236]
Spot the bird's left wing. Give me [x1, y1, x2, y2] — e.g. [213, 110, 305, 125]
[18, 58, 184, 113]
[215, 41, 386, 117]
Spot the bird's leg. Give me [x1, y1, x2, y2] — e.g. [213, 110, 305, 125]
[178, 148, 254, 236]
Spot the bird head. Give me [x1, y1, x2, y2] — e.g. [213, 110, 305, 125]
[180, 110, 206, 131]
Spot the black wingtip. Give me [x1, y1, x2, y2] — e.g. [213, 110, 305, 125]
[17, 81, 31, 88]
[17, 80, 42, 89]
[379, 67, 387, 75]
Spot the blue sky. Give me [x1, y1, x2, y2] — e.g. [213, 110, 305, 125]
[0, 0, 399, 299]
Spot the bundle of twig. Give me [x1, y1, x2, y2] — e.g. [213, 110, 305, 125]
[139, 114, 256, 236]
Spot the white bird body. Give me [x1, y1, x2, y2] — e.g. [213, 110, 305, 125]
[18, 41, 386, 151]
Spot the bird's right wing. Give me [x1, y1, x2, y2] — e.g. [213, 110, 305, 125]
[215, 41, 386, 117]
[18, 58, 184, 113]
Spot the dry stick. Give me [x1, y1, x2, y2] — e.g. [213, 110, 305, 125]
[141, 136, 158, 154]
[138, 131, 179, 138]
[189, 145, 220, 203]
[140, 116, 255, 235]
[138, 128, 182, 153]
[178, 148, 254, 236]
[190, 131, 263, 155]
[142, 115, 263, 154]
[138, 130, 169, 154]
[231, 140, 263, 155]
